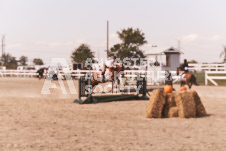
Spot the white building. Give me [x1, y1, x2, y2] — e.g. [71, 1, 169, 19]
[146, 47, 183, 71]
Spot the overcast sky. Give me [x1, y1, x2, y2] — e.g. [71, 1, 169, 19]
[1, 0, 226, 65]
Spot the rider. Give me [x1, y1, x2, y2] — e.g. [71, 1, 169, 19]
[179, 59, 189, 81]
[109, 56, 116, 67]
[182, 59, 189, 73]
[102, 56, 116, 82]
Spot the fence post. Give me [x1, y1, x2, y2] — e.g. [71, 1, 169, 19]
[205, 71, 208, 85]
[143, 73, 147, 97]
[136, 73, 140, 95]
[78, 78, 81, 100]
[87, 76, 93, 103]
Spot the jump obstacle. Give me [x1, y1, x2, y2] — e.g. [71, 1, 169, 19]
[74, 72, 164, 104]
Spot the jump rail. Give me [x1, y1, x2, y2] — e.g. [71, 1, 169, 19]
[74, 72, 149, 104]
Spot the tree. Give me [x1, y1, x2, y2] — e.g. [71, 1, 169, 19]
[9, 57, 18, 65]
[19, 56, 28, 65]
[2, 53, 12, 65]
[71, 44, 94, 65]
[117, 28, 147, 47]
[33, 58, 44, 65]
[109, 28, 147, 63]
[1, 53, 18, 69]
[187, 60, 198, 64]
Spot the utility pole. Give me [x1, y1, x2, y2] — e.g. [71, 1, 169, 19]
[1, 35, 5, 66]
[178, 39, 181, 51]
[106, 20, 109, 58]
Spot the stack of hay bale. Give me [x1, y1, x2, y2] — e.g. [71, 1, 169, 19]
[146, 89, 207, 118]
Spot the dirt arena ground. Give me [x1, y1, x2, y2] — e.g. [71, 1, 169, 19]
[0, 78, 226, 151]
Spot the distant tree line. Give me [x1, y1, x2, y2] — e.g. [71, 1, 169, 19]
[1, 53, 44, 69]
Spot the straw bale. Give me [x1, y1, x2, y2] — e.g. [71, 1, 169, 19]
[146, 89, 166, 118]
[162, 93, 177, 117]
[168, 107, 178, 118]
[189, 90, 207, 117]
[175, 91, 196, 118]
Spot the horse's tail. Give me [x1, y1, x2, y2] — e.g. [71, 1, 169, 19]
[192, 74, 199, 86]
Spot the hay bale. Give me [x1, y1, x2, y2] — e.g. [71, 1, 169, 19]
[168, 107, 178, 118]
[146, 89, 166, 118]
[162, 93, 177, 117]
[175, 91, 196, 118]
[189, 90, 207, 117]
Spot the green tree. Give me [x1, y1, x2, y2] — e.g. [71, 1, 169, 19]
[71, 44, 94, 65]
[2, 53, 12, 65]
[187, 60, 198, 64]
[109, 28, 147, 63]
[7, 56, 18, 69]
[9, 57, 18, 65]
[1, 53, 18, 69]
[33, 58, 44, 65]
[118, 28, 147, 47]
[19, 56, 28, 65]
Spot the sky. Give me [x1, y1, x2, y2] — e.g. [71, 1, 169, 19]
[1, 0, 226, 65]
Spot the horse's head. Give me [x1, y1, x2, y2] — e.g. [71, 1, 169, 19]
[176, 67, 182, 75]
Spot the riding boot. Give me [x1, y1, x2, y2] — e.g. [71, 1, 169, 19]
[102, 73, 105, 82]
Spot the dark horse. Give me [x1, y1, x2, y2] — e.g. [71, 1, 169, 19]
[176, 67, 199, 89]
[91, 65, 124, 88]
[36, 67, 48, 79]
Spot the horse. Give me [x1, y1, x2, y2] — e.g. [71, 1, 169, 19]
[91, 64, 124, 89]
[176, 67, 199, 89]
[108, 64, 124, 85]
[36, 67, 48, 79]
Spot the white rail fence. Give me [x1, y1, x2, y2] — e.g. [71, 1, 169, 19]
[205, 71, 226, 86]
[0, 69, 180, 85]
[189, 63, 225, 72]
[0, 70, 38, 77]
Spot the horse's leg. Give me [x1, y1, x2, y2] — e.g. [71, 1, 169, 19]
[188, 83, 192, 89]
[117, 77, 120, 85]
[113, 78, 119, 93]
[117, 77, 120, 92]
[181, 81, 185, 87]
[112, 80, 115, 93]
